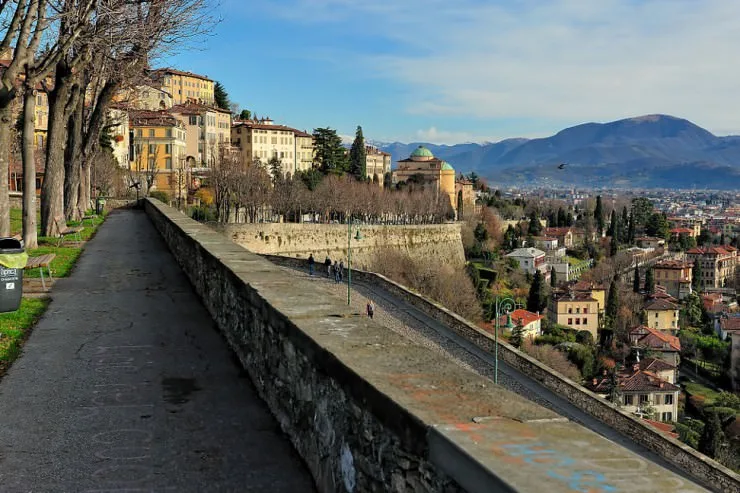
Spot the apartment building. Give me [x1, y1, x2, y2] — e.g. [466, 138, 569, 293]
[128, 110, 187, 197]
[115, 85, 174, 111]
[644, 297, 680, 334]
[548, 291, 599, 339]
[365, 145, 391, 184]
[686, 246, 738, 289]
[169, 102, 231, 168]
[231, 119, 314, 176]
[151, 68, 215, 106]
[505, 247, 547, 276]
[653, 260, 693, 300]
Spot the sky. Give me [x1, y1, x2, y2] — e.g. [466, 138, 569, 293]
[162, 0, 740, 145]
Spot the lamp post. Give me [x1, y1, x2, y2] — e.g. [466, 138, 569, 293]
[493, 296, 518, 384]
[347, 218, 362, 305]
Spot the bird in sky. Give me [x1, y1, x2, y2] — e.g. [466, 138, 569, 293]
[557, 163, 567, 170]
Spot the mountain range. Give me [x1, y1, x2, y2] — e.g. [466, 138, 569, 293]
[378, 115, 740, 189]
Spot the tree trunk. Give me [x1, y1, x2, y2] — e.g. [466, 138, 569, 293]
[41, 68, 73, 237]
[0, 101, 13, 236]
[21, 85, 38, 248]
[64, 87, 82, 220]
[77, 158, 91, 215]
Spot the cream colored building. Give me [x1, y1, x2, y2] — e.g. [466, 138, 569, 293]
[644, 298, 680, 334]
[365, 145, 391, 185]
[548, 291, 599, 339]
[118, 85, 173, 111]
[393, 145, 456, 209]
[653, 260, 693, 300]
[686, 246, 738, 290]
[107, 108, 130, 168]
[151, 68, 215, 106]
[169, 102, 231, 168]
[231, 119, 314, 177]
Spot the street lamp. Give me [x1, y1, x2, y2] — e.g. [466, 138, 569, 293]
[493, 296, 518, 384]
[347, 218, 362, 305]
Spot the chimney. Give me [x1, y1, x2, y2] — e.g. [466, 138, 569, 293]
[659, 381, 664, 389]
[592, 378, 598, 386]
[632, 363, 640, 373]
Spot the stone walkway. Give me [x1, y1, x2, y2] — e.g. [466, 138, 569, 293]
[0, 210, 316, 492]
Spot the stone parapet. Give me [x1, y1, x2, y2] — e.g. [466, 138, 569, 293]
[145, 198, 714, 493]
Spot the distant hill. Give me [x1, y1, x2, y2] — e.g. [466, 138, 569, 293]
[379, 115, 740, 189]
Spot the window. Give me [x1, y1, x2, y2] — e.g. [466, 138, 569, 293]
[575, 318, 580, 325]
[624, 395, 634, 405]
[576, 307, 580, 314]
[165, 158, 172, 170]
[583, 307, 589, 314]
[655, 313, 659, 318]
[664, 394, 673, 405]
[568, 308, 573, 314]
[147, 156, 155, 168]
[661, 412, 673, 422]
[166, 129, 172, 138]
[148, 144, 156, 154]
[567, 318, 572, 325]
[136, 129, 142, 137]
[583, 318, 587, 325]
[165, 144, 171, 154]
[639, 394, 649, 404]
[148, 129, 155, 137]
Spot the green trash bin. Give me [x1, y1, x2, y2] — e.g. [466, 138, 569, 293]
[0, 238, 28, 313]
[96, 197, 106, 215]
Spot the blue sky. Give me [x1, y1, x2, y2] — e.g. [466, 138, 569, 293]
[161, 0, 740, 144]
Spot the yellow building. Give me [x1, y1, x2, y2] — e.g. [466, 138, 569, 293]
[231, 119, 314, 177]
[548, 291, 600, 339]
[34, 90, 49, 148]
[365, 145, 391, 185]
[114, 85, 174, 111]
[168, 102, 231, 168]
[393, 145, 456, 209]
[454, 178, 475, 218]
[151, 68, 215, 106]
[653, 260, 693, 300]
[128, 110, 187, 199]
[644, 298, 680, 334]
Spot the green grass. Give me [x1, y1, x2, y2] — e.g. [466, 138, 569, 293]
[683, 381, 721, 405]
[0, 298, 50, 369]
[23, 245, 82, 278]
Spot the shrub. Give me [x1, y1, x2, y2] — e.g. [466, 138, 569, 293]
[149, 190, 170, 203]
[576, 330, 595, 346]
[194, 188, 214, 207]
[522, 341, 582, 381]
[703, 406, 738, 426]
[714, 392, 740, 411]
[675, 423, 700, 449]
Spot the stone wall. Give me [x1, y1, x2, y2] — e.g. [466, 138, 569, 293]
[215, 222, 465, 270]
[145, 199, 715, 493]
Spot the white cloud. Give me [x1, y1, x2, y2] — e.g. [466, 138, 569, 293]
[252, 0, 740, 136]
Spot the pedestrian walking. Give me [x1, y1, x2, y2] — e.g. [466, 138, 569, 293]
[308, 253, 315, 276]
[333, 261, 340, 283]
[366, 300, 375, 319]
[324, 256, 332, 277]
[338, 260, 344, 282]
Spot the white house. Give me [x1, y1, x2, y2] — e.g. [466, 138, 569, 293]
[506, 247, 548, 276]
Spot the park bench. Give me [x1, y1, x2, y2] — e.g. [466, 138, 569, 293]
[24, 253, 56, 291]
[54, 216, 83, 246]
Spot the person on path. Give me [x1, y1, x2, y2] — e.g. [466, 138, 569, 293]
[366, 300, 375, 319]
[324, 256, 332, 277]
[333, 261, 340, 283]
[308, 254, 315, 276]
[338, 260, 344, 282]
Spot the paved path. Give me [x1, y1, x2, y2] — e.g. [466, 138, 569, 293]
[0, 210, 316, 492]
[277, 264, 707, 490]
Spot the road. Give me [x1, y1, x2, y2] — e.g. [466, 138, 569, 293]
[338, 274, 707, 489]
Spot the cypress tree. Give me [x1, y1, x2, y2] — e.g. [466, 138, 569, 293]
[527, 270, 547, 313]
[528, 210, 542, 236]
[610, 234, 618, 257]
[606, 279, 619, 328]
[566, 212, 574, 227]
[557, 207, 566, 227]
[594, 195, 605, 235]
[607, 209, 617, 239]
[627, 213, 635, 243]
[645, 268, 655, 294]
[213, 81, 230, 110]
[692, 259, 701, 292]
[699, 412, 727, 459]
[633, 266, 641, 293]
[348, 125, 367, 181]
[621, 206, 629, 241]
[510, 323, 525, 348]
[550, 267, 557, 288]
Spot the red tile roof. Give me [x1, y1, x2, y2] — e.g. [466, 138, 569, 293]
[654, 260, 692, 270]
[630, 325, 681, 351]
[151, 67, 212, 82]
[638, 357, 676, 372]
[687, 246, 736, 256]
[643, 419, 678, 438]
[670, 227, 694, 234]
[169, 101, 231, 115]
[496, 309, 543, 328]
[619, 370, 679, 392]
[644, 298, 678, 311]
[720, 316, 740, 333]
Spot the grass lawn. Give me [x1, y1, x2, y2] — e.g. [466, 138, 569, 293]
[0, 298, 50, 374]
[683, 381, 721, 405]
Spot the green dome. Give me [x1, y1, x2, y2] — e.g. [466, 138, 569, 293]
[410, 145, 434, 158]
[441, 161, 454, 171]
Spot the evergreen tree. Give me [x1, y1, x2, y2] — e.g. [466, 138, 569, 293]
[312, 127, 348, 174]
[547, 210, 557, 229]
[550, 267, 557, 288]
[606, 279, 619, 328]
[621, 206, 629, 241]
[509, 323, 525, 348]
[214, 81, 230, 110]
[645, 212, 669, 239]
[631, 197, 653, 233]
[528, 210, 542, 236]
[608, 365, 622, 405]
[698, 412, 727, 459]
[527, 270, 547, 313]
[566, 212, 574, 227]
[594, 195, 605, 235]
[348, 125, 367, 181]
[627, 213, 635, 243]
[610, 234, 618, 257]
[645, 268, 655, 294]
[267, 156, 283, 182]
[633, 266, 641, 293]
[607, 209, 617, 239]
[692, 259, 701, 292]
[238, 109, 252, 120]
[557, 207, 567, 227]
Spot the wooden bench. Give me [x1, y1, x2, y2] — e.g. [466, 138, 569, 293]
[24, 253, 56, 291]
[54, 216, 83, 246]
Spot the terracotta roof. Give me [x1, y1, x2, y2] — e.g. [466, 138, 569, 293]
[720, 316, 740, 333]
[643, 419, 678, 438]
[630, 325, 681, 351]
[232, 121, 305, 135]
[687, 246, 736, 256]
[620, 370, 679, 392]
[670, 227, 694, 234]
[151, 67, 212, 82]
[571, 280, 607, 291]
[129, 110, 181, 128]
[169, 101, 231, 116]
[644, 298, 678, 311]
[638, 357, 676, 372]
[497, 309, 543, 328]
[553, 291, 597, 302]
[544, 227, 572, 236]
[654, 260, 692, 270]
